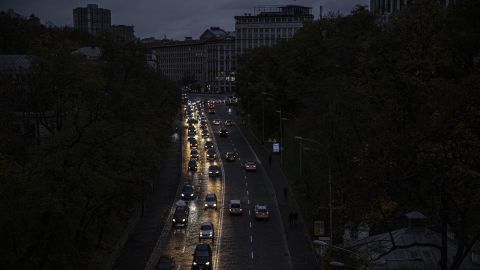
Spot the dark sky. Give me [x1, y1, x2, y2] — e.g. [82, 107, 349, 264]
[1, 0, 369, 40]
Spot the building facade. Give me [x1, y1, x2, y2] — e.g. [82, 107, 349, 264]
[370, 0, 456, 17]
[73, 4, 111, 36]
[234, 5, 314, 55]
[112, 25, 135, 42]
[150, 27, 236, 93]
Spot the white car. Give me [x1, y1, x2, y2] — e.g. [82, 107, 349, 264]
[244, 161, 257, 171]
[204, 193, 217, 209]
[199, 221, 214, 241]
[212, 119, 221, 125]
[254, 204, 270, 220]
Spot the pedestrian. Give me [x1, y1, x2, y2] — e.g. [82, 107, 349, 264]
[293, 212, 298, 226]
[268, 154, 272, 167]
[283, 187, 288, 201]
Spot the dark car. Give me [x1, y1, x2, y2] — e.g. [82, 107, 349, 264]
[181, 184, 195, 200]
[224, 120, 233, 126]
[190, 149, 200, 160]
[192, 243, 213, 269]
[224, 152, 236, 162]
[219, 128, 229, 137]
[172, 206, 189, 227]
[155, 255, 175, 270]
[190, 139, 198, 148]
[206, 148, 216, 161]
[204, 140, 214, 150]
[188, 160, 198, 172]
[204, 193, 217, 209]
[208, 165, 221, 177]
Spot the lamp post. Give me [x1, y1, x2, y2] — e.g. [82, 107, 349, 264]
[295, 136, 333, 243]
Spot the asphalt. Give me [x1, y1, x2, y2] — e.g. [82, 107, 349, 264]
[113, 129, 182, 270]
[230, 106, 320, 270]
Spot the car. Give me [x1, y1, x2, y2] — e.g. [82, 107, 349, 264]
[204, 140, 214, 150]
[201, 129, 209, 136]
[219, 128, 229, 137]
[208, 165, 221, 177]
[224, 152, 236, 161]
[225, 120, 233, 126]
[192, 243, 213, 269]
[155, 255, 175, 270]
[206, 148, 216, 161]
[200, 123, 208, 130]
[212, 119, 221, 125]
[254, 204, 270, 220]
[199, 221, 214, 241]
[200, 118, 208, 124]
[190, 139, 198, 148]
[244, 160, 257, 171]
[229, 200, 243, 215]
[188, 126, 196, 132]
[181, 184, 195, 199]
[187, 134, 196, 142]
[188, 129, 196, 136]
[172, 205, 189, 226]
[188, 160, 198, 172]
[190, 149, 200, 160]
[204, 193, 217, 209]
[187, 117, 198, 124]
[201, 132, 210, 139]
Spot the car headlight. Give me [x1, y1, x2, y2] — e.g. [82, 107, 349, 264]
[172, 219, 176, 222]
[205, 262, 210, 265]
[182, 218, 186, 222]
[205, 204, 208, 207]
[209, 232, 213, 236]
[213, 203, 216, 206]
[190, 194, 194, 197]
[181, 194, 184, 196]
[193, 262, 197, 265]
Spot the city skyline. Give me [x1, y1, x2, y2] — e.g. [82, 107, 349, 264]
[0, 0, 369, 40]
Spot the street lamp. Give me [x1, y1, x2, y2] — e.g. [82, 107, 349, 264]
[295, 136, 333, 243]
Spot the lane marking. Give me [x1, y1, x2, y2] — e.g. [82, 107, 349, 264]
[247, 199, 250, 205]
[250, 235, 253, 243]
[244, 176, 247, 180]
[248, 209, 251, 216]
[245, 182, 248, 187]
[246, 190, 249, 196]
[251, 251, 254, 260]
[249, 221, 252, 228]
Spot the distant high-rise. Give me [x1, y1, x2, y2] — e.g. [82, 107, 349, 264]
[73, 4, 111, 36]
[112, 25, 135, 42]
[234, 5, 314, 55]
[370, 0, 455, 19]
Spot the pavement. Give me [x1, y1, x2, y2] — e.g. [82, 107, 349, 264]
[113, 130, 182, 270]
[232, 111, 320, 270]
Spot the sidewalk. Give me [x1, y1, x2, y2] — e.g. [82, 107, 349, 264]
[113, 136, 182, 270]
[236, 119, 319, 270]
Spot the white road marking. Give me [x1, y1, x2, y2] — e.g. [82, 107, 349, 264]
[247, 199, 250, 205]
[245, 182, 248, 187]
[246, 190, 249, 196]
[250, 235, 253, 243]
[244, 175, 247, 179]
[249, 221, 252, 228]
[248, 209, 251, 216]
[251, 251, 254, 260]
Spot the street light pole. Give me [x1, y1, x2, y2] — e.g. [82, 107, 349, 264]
[295, 136, 333, 243]
[262, 97, 265, 144]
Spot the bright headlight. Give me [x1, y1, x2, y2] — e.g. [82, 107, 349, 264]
[205, 262, 210, 265]
[205, 204, 208, 207]
[193, 262, 197, 265]
[190, 194, 194, 197]
[172, 219, 176, 222]
[181, 194, 184, 197]
[213, 203, 216, 206]
[182, 218, 186, 222]
[209, 232, 213, 236]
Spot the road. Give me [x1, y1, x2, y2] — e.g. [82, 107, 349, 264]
[145, 95, 292, 270]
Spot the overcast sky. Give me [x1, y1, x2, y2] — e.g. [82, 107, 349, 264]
[1, 0, 369, 40]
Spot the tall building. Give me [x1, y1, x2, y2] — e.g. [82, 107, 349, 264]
[370, 0, 456, 18]
[73, 4, 111, 36]
[234, 5, 314, 55]
[112, 25, 135, 42]
[150, 27, 236, 93]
